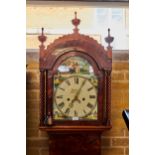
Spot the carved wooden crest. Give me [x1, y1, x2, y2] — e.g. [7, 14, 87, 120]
[38, 12, 113, 71]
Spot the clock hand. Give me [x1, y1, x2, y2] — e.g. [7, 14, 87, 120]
[68, 79, 86, 107]
[73, 79, 87, 102]
[68, 99, 74, 108]
[76, 79, 87, 102]
[76, 98, 81, 103]
[68, 92, 81, 108]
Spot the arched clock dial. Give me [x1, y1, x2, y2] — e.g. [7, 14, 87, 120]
[54, 76, 97, 119]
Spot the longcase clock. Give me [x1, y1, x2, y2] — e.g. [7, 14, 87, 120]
[38, 12, 114, 155]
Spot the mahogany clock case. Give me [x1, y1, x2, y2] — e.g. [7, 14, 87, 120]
[39, 22, 113, 131]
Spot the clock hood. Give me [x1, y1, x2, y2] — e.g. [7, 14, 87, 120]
[38, 12, 113, 71]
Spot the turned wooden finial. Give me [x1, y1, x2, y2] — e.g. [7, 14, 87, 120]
[105, 28, 114, 49]
[105, 28, 114, 59]
[38, 27, 47, 46]
[71, 12, 81, 34]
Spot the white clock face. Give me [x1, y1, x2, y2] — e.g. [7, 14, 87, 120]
[54, 76, 97, 118]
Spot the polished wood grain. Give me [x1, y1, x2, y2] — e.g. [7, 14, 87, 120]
[40, 125, 112, 132]
[49, 133, 102, 155]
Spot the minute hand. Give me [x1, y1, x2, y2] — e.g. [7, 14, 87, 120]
[74, 79, 87, 100]
[68, 79, 87, 108]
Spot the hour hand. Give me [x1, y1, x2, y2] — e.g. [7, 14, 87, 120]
[74, 97, 81, 104]
[68, 99, 74, 108]
[76, 98, 81, 103]
[68, 97, 81, 108]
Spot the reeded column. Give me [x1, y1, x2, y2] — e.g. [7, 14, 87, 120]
[40, 70, 45, 126]
[106, 70, 111, 126]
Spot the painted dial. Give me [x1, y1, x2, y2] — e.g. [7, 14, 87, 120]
[54, 76, 97, 118]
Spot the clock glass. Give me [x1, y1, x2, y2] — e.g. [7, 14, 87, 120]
[53, 56, 98, 120]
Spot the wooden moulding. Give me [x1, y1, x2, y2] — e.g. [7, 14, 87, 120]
[39, 125, 112, 133]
